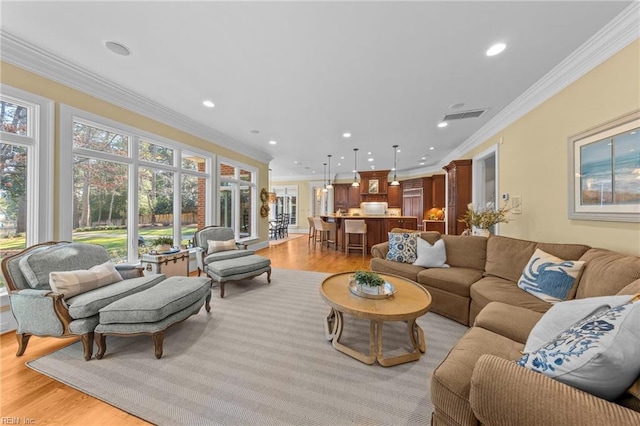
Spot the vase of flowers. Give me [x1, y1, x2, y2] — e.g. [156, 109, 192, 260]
[459, 202, 512, 237]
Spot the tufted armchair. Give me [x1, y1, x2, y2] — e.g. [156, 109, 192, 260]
[193, 226, 253, 276]
[1, 241, 166, 360]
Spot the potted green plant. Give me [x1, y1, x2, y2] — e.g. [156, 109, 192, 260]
[354, 271, 385, 294]
[153, 236, 174, 252]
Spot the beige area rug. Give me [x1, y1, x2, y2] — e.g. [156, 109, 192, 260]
[28, 268, 467, 425]
[268, 233, 306, 246]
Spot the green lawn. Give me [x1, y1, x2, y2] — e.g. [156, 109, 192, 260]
[0, 225, 198, 257]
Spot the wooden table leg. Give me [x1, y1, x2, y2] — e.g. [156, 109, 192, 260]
[376, 319, 422, 367]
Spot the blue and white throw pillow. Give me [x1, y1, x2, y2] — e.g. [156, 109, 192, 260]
[518, 297, 640, 401]
[386, 232, 418, 264]
[517, 248, 585, 303]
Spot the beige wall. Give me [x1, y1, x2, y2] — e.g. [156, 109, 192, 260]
[1, 62, 270, 242]
[467, 40, 640, 255]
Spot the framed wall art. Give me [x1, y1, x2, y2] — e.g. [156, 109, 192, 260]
[568, 110, 640, 222]
[368, 178, 379, 194]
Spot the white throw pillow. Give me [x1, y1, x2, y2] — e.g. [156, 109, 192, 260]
[517, 248, 585, 303]
[523, 295, 634, 353]
[207, 238, 238, 254]
[518, 297, 640, 401]
[49, 261, 123, 298]
[413, 238, 449, 268]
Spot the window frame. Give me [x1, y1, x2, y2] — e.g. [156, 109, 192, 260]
[217, 156, 257, 241]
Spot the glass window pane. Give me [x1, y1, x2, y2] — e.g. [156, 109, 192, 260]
[240, 186, 252, 237]
[139, 140, 173, 165]
[580, 139, 612, 205]
[220, 184, 233, 228]
[220, 163, 234, 179]
[240, 168, 252, 182]
[138, 167, 175, 254]
[0, 143, 28, 252]
[613, 130, 640, 204]
[182, 152, 205, 171]
[0, 100, 28, 136]
[72, 156, 129, 262]
[73, 121, 129, 156]
[181, 174, 202, 246]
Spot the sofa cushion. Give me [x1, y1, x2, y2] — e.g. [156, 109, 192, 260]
[204, 249, 254, 265]
[618, 279, 640, 296]
[207, 238, 238, 254]
[66, 274, 166, 319]
[470, 276, 552, 315]
[386, 232, 418, 263]
[473, 302, 544, 344]
[417, 267, 483, 298]
[441, 235, 487, 270]
[431, 327, 524, 426]
[517, 248, 586, 303]
[370, 258, 424, 282]
[518, 298, 640, 401]
[50, 261, 123, 298]
[18, 243, 110, 290]
[194, 227, 235, 251]
[206, 255, 271, 278]
[484, 235, 537, 282]
[576, 248, 640, 299]
[413, 238, 448, 268]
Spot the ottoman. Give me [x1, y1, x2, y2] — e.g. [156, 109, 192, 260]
[205, 254, 271, 298]
[94, 276, 212, 359]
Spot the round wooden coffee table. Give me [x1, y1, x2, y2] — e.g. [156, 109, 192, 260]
[319, 271, 432, 367]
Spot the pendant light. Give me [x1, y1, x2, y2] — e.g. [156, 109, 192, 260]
[390, 144, 400, 186]
[322, 162, 328, 193]
[351, 148, 360, 187]
[326, 154, 333, 189]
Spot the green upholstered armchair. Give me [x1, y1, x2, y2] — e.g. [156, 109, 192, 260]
[192, 226, 253, 276]
[1, 241, 165, 360]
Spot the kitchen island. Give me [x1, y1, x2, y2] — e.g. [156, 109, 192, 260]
[320, 215, 418, 252]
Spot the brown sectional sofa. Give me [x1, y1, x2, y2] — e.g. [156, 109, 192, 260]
[370, 230, 640, 425]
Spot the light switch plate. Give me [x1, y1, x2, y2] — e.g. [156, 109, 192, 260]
[512, 196, 522, 214]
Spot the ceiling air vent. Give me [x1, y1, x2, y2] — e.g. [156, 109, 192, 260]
[442, 109, 487, 121]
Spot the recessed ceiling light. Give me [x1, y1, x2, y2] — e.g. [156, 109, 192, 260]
[421, 157, 426, 160]
[340, 156, 344, 160]
[368, 158, 374, 162]
[202, 100, 215, 108]
[337, 163, 341, 166]
[631, 131, 637, 135]
[370, 165, 375, 170]
[104, 41, 131, 56]
[293, 160, 298, 164]
[450, 102, 465, 110]
[430, 146, 435, 150]
[419, 162, 425, 166]
[438, 122, 448, 128]
[343, 132, 351, 138]
[486, 43, 506, 57]
[269, 140, 277, 145]
[367, 152, 372, 155]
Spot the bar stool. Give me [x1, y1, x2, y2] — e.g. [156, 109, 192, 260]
[313, 217, 337, 250]
[307, 216, 316, 246]
[344, 219, 367, 257]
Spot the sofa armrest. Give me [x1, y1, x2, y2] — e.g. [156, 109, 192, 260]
[9, 290, 71, 336]
[470, 355, 640, 426]
[371, 242, 389, 259]
[115, 264, 144, 279]
[473, 302, 543, 344]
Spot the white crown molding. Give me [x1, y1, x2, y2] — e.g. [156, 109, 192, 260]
[438, 2, 640, 169]
[0, 30, 273, 165]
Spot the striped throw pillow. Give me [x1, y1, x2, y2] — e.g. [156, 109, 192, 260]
[207, 239, 238, 254]
[49, 261, 123, 298]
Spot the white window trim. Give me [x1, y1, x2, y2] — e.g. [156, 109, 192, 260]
[472, 143, 500, 233]
[59, 105, 214, 262]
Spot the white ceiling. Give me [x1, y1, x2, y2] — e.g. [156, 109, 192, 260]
[0, 1, 633, 180]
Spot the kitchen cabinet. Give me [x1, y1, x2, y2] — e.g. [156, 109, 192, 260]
[387, 185, 402, 208]
[359, 170, 391, 202]
[333, 184, 350, 211]
[431, 174, 446, 208]
[385, 217, 417, 233]
[423, 220, 446, 233]
[402, 179, 423, 222]
[443, 159, 472, 235]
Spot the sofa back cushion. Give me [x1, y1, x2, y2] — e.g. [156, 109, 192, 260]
[441, 235, 487, 270]
[485, 236, 591, 284]
[194, 226, 235, 251]
[17, 243, 111, 290]
[576, 248, 640, 299]
[485, 235, 538, 282]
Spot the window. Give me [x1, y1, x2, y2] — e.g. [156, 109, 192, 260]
[218, 160, 257, 239]
[272, 185, 298, 227]
[60, 106, 212, 263]
[0, 88, 53, 257]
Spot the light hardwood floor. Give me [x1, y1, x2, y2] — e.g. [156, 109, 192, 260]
[0, 235, 372, 424]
